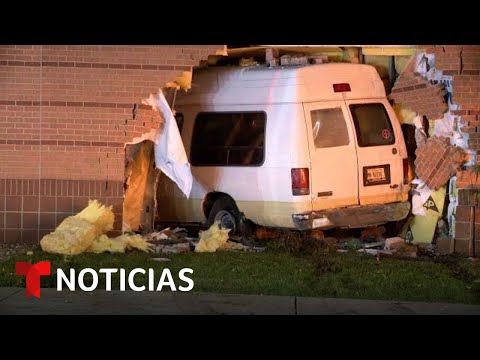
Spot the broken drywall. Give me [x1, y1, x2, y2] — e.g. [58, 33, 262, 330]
[413, 115, 428, 148]
[142, 89, 193, 199]
[411, 179, 432, 216]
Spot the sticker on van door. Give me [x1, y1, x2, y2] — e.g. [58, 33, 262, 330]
[363, 165, 391, 186]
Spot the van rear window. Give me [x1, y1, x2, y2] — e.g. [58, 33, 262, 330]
[310, 108, 349, 148]
[349, 103, 395, 147]
[191, 112, 266, 166]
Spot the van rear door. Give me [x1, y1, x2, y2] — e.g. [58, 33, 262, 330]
[345, 99, 405, 205]
[303, 101, 359, 211]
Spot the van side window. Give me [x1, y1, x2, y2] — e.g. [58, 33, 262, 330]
[350, 103, 395, 147]
[310, 108, 349, 148]
[191, 111, 266, 166]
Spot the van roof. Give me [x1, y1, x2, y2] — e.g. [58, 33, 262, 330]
[176, 63, 386, 106]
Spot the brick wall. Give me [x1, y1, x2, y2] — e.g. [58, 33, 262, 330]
[426, 46, 480, 149]
[424, 45, 480, 256]
[0, 45, 224, 244]
[454, 189, 480, 256]
[414, 136, 465, 190]
[390, 72, 448, 120]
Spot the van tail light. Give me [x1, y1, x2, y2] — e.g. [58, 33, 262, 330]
[291, 168, 310, 196]
[333, 83, 351, 92]
[403, 158, 409, 185]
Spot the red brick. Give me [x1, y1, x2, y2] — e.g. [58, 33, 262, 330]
[5, 213, 22, 228]
[56, 197, 73, 212]
[73, 197, 90, 211]
[20, 229, 38, 244]
[456, 205, 473, 223]
[455, 222, 472, 241]
[39, 213, 56, 230]
[40, 196, 56, 212]
[454, 239, 474, 256]
[5, 229, 21, 244]
[5, 196, 22, 211]
[55, 213, 71, 225]
[23, 213, 39, 229]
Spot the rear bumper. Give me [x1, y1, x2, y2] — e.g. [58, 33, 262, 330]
[292, 201, 411, 230]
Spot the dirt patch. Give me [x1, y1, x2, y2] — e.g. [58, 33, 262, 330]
[251, 224, 334, 254]
[0, 244, 39, 261]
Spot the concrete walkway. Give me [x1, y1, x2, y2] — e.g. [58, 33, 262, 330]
[1, 287, 479, 315]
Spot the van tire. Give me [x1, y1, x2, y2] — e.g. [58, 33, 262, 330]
[207, 197, 247, 237]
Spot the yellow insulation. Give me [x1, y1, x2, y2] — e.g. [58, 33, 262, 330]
[195, 222, 231, 253]
[40, 199, 153, 255]
[87, 234, 153, 254]
[393, 103, 417, 125]
[40, 200, 114, 255]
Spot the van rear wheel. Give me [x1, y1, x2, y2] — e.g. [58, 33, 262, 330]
[207, 197, 247, 238]
[214, 210, 237, 233]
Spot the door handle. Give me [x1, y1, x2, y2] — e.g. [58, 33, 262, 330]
[318, 191, 333, 197]
[390, 184, 399, 189]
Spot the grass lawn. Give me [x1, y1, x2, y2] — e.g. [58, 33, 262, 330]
[1, 247, 480, 304]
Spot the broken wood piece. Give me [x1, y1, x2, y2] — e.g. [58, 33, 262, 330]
[363, 241, 385, 249]
[156, 243, 191, 254]
[358, 249, 393, 256]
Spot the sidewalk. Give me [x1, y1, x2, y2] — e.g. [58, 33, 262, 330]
[1, 287, 479, 315]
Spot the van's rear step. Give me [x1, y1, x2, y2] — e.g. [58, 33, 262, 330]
[292, 201, 410, 230]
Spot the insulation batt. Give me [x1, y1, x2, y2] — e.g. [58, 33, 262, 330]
[195, 222, 231, 253]
[40, 200, 152, 255]
[40, 200, 114, 255]
[393, 104, 417, 125]
[194, 222, 248, 253]
[87, 234, 154, 254]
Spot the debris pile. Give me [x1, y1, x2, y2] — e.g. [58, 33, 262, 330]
[143, 223, 266, 254]
[389, 51, 478, 256]
[340, 233, 419, 258]
[140, 227, 192, 254]
[318, 224, 431, 258]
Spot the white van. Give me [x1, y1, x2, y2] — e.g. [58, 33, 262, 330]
[157, 63, 411, 234]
